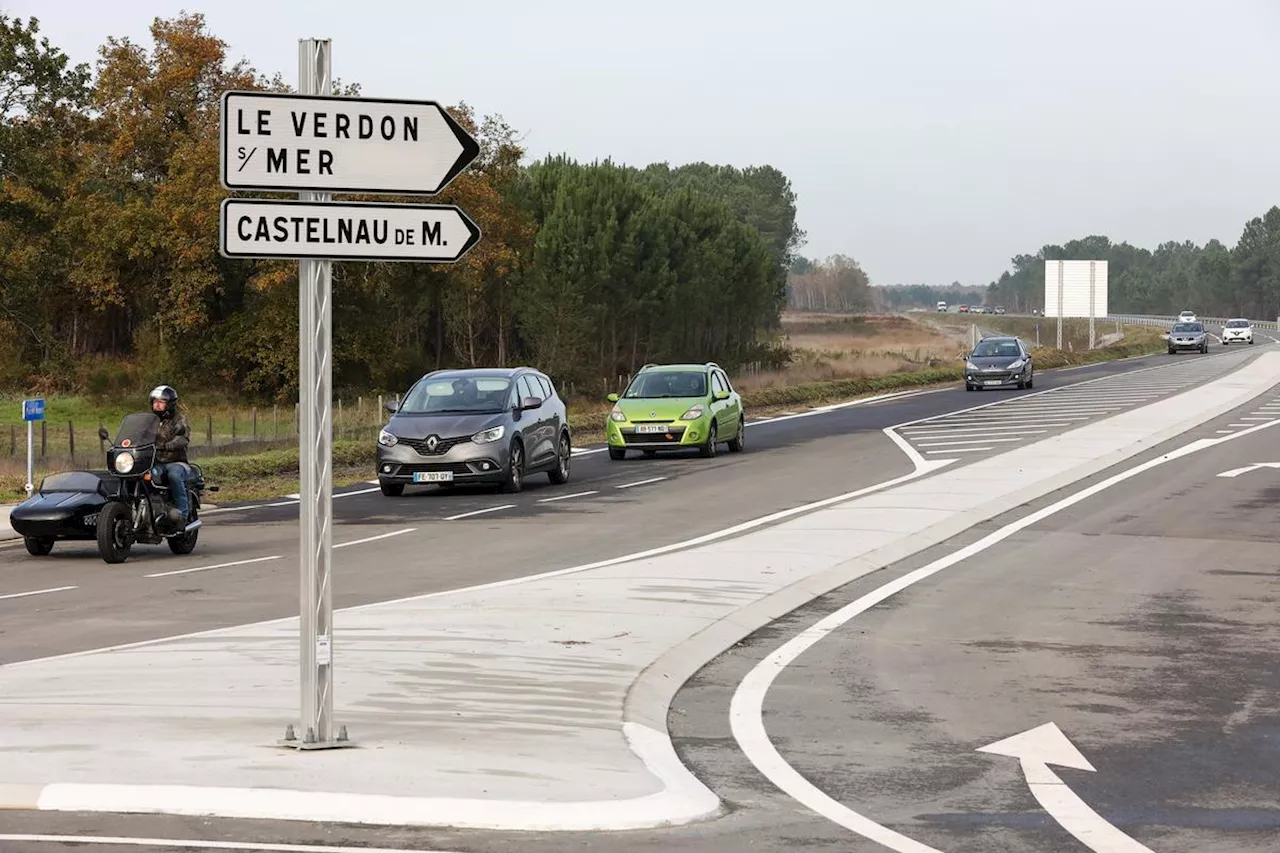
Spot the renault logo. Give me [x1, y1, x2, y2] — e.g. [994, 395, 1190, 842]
[426, 435, 439, 452]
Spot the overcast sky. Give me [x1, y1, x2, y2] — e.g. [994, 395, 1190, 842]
[15, 0, 1280, 285]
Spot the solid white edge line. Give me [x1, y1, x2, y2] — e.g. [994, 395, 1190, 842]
[333, 528, 416, 548]
[617, 477, 667, 489]
[0, 585, 77, 602]
[0, 836, 464, 853]
[444, 505, 514, 521]
[538, 490, 599, 503]
[144, 556, 282, 579]
[728, 411, 1280, 852]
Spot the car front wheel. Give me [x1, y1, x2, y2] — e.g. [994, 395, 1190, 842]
[548, 432, 571, 484]
[502, 441, 525, 493]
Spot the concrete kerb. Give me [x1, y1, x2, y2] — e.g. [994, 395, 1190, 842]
[619, 350, 1280, 824]
[4, 352, 1278, 832]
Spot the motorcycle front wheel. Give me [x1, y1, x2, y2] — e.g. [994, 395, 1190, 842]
[96, 501, 134, 564]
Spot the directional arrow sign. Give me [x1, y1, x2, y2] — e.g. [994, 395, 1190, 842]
[978, 723, 1155, 853]
[1216, 462, 1280, 478]
[219, 199, 481, 263]
[220, 91, 480, 195]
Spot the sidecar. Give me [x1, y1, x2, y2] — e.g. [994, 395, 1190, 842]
[9, 470, 119, 556]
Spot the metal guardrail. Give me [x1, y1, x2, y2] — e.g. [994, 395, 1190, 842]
[1107, 313, 1280, 331]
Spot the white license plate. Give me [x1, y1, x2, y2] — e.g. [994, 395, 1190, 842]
[635, 424, 669, 434]
[984, 379, 1004, 385]
[413, 471, 454, 483]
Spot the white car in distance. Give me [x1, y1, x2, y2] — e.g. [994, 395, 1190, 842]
[1178, 310, 1197, 323]
[1221, 318, 1254, 345]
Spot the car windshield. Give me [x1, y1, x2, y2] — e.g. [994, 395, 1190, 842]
[115, 412, 160, 445]
[40, 471, 107, 494]
[1227, 320, 1250, 328]
[399, 376, 512, 414]
[971, 341, 1021, 358]
[624, 371, 707, 399]
[1172, 323, 1202, 333]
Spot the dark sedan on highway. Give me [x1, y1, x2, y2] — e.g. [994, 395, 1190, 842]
[1167, 322, 1209, 354]
[964, 336, 1034, 391]
[376, 367, 572, 496]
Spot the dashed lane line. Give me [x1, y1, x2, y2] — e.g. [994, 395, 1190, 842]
[616, 477, 668, 489]
[444, 505, 515, 521]
[537, 490, 599, 504]
[0, 585, 77, 601]
[145, 556, 282, 579]
[333, 528, 416, 548]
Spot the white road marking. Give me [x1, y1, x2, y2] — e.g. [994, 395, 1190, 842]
[444, 505, 514, 521]
[1239, 416, 1274, 421]
[0, 836, 463, 853]
[145, 556, 283, 579]
[0, 585, 77, 601]
[926, 446, 991, 454]
[538, 490, 598, 503]
[1216, 429, 1235, 434]
[334, 528, 416, 548]
[1215, 462, 1280, 478]
[917, 437, 1024, 447]
[729, 410, 1280, 853]
[617, 477, 667, 489]
[905, 428, 1048, 440]
[979, 723, 1155, 852]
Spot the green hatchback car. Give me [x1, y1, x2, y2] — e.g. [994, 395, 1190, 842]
[605, 362, 745, 460]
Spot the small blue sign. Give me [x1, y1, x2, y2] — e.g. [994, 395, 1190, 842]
[22, 398, 45, 422]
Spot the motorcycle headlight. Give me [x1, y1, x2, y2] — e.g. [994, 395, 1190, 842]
[680, 404, 705, 421]
[610, 406, 627, 423]
[377, 429, 398, 447]
[472, 425, 505, 444]
[114, 451, 135, 474]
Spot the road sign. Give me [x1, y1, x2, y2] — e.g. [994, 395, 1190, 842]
[220, 91, 480, 195]
[219, 198, 481, 263]
[22, 399, 44, 422]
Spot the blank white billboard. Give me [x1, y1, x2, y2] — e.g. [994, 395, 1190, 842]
[1044, 260, 1108, 318]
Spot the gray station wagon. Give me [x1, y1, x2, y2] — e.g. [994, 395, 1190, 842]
[376, 367, 572, 496]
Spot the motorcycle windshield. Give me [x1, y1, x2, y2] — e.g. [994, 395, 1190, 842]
[115, 412, 161, 446]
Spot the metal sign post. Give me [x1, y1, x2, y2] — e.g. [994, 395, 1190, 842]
[22, 399, 43, 497]
[1088, 261, 1097, 349]
[218, 37, 480, 753]
[1056, 261, 1064, 350]
[292, 38, 343, 751]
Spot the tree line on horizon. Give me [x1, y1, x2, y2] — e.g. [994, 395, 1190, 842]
[0, 13, 805, 401]
[861, 212, 1280, 319]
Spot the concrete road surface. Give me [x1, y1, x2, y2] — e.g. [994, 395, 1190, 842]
[0, 347, 1276, 852]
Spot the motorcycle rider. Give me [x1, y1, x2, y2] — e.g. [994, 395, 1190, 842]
[149, 385, 192, 527]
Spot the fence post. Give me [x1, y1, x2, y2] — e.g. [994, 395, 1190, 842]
[231, 410, 236, 441]
[252, 407, 258, 441]
[41, 420, 46, 457]
[69, 420, 76, 466]
[377, 394, 383, 416]
[206, 413, 213, 444]
[338, 398, 343, 440]
[274, 404, 279, 437]
[98, 420, 106, 454]
[9, 424, 14, 456]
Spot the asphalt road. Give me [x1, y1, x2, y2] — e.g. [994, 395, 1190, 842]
[0, 344, 1276, 852]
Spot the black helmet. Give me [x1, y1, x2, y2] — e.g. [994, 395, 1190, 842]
[149, 384, 179, 418]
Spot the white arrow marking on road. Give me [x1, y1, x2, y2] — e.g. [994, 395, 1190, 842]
[1215, 461, 1280, 478]
[978, 723, 1156, 852]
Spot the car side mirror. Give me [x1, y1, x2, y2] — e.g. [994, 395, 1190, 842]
[521, 396, 544, 411]
[385, 400, 399, 414]
[606, 393, 619, 403]
[713, 390, 731, 401]
[98, 426, 110, 442]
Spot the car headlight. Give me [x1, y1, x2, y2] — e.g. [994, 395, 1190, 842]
[114, 451, 135, 474]
[377, 429, 398, 447]
[472, 425, 505, 444]
[610, 406, 627, 423]
[680, 404, 705, 421]
[1008, 359, 1024, 370]
[965, 361, 978, 371]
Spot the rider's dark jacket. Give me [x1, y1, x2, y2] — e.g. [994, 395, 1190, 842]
[156, 411, 191, 464]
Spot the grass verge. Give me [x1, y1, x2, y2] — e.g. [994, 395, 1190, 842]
[0, 330, 1169, 506]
